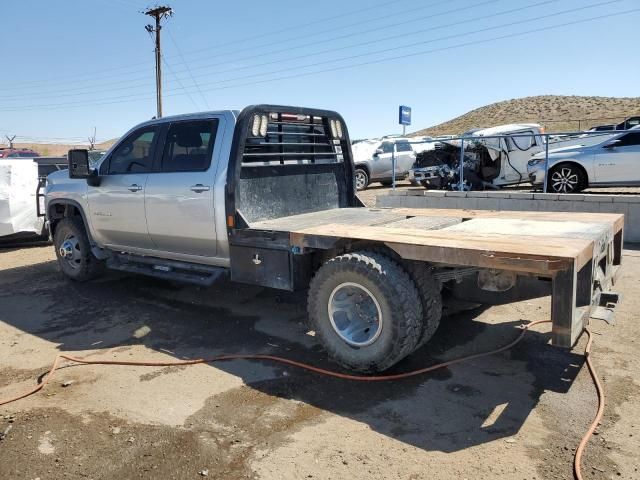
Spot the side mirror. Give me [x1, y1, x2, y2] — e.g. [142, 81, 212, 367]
[374, 148, 383, 157]
[68, 149, 100, 186]
[68, 149, 90, 178]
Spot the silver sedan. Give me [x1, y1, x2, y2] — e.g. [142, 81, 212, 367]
[527, 126, 640, 193]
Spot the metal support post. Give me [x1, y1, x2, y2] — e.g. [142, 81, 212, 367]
[458, 138, 465, 191]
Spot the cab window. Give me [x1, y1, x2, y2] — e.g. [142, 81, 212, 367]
[106, 127, 157, 175]
[380, 142, 394, 154]
[395, 141, 413, 153]
[160, 119, 218, 172]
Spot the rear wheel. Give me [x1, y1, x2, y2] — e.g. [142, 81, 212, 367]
[53, 217, 105, 281]
[354, 168, 369, 191]
[404, 262, 443, 347]
[308, 251, 422, 372]
[547, 163, 586, 193]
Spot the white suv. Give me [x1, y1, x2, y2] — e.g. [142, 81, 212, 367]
[528, 126, 640, 193]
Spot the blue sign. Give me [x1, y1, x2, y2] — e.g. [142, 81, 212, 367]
[399, 105, 411, 126]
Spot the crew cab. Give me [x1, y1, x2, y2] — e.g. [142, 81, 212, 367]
[46, 105, 622, 373]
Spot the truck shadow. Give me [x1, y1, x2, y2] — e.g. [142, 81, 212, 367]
[0, 259, 584, 454]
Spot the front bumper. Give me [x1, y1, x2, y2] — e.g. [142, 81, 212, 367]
[527, 164, 546, 186]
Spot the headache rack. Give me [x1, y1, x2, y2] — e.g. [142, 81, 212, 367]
[242, 112, 343, 166]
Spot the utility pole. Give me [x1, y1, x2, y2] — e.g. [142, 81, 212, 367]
[144, 5, 173, 118]
[5, 135, 16, 149]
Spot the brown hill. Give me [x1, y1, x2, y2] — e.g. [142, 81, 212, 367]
[413, 95, 640, 136]
[9, 139, 117, 157]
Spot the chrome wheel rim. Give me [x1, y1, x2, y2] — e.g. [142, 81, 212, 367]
[328, 282, 383, 347]
[355, 171, 367, 190]
[550, 167, 579, 193]
[58, 234, 82, 270]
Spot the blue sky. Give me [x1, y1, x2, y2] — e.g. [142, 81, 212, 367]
[0, 0, 638, 143]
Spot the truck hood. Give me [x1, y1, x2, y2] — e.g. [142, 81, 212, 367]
[46, 168, 72, 184]
[351, 141, 379, 162]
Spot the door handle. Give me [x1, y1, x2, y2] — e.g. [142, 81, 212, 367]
[190, 184, 210, 193]
[128, 184, 143, 192]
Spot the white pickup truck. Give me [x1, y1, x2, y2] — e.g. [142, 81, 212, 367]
[45, 105, 622, 372]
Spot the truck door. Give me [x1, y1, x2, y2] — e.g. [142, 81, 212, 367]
[87, 126, 158, 249]
[144, 118, 222, 257]
[502, 131, 539, 184]
[594, 131, 640, 183]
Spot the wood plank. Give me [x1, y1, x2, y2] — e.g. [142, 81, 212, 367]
[381, 215, 461, 230]
[251, 208, 405, 231]
[385, 207, 624, 232]
[443, 217, 612, 241]
[290, 223, 594, 274]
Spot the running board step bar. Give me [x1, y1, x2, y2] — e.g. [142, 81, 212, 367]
[107, 253, 228, 286]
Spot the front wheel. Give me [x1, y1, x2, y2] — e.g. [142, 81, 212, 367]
[547, 163, 586, 193]
[354, 168, 369, 191]
[307, 251, 422, 373]
[53, 217, 105, 281]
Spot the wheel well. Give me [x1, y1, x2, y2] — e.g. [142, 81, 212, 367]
[48, 203, 86, 236]
[549, 161, 588, 185]
[354, 164, 370, 176]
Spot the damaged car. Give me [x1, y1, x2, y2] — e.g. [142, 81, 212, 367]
[409, 124, 545, 190]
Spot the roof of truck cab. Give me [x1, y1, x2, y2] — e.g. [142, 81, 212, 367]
[136, 110, 239, 126]
[474, 123, 542, 136]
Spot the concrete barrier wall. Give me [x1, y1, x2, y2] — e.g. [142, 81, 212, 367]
[376, 190, 640, 243]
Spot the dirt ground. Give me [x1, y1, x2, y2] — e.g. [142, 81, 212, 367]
[1, 237, 639, 478]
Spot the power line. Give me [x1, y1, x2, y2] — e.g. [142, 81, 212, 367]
[0, 0, 505, 101]
[2, 0, 611, 105]
[0, 0, 546, 101]
[0, 0, 475, 99]
[0, 5, 635, 112]
[0, 0, 416, 91]
[166, 27, 209, 109]
[161, 54, 201, 110]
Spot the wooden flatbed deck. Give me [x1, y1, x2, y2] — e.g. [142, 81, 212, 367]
[252, 207, 624, 348]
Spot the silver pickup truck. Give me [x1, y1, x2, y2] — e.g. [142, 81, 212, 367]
[46, 105, 622, 373]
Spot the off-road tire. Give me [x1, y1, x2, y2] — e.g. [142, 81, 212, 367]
[308, 251, 423, 373]
[404, 262, 443, 347]
[354, 168, 369, 191]
[53, 217, 105, 282]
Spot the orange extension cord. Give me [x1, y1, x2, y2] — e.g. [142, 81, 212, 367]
[0, 319, 603, 480]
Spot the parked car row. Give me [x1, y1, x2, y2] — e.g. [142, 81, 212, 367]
[354, 120, 640, 194]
